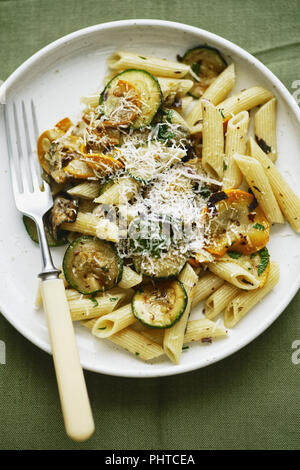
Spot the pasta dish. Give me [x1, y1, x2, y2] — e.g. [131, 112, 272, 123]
[29, 47, 300, 364]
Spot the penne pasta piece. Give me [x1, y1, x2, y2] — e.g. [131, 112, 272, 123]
[179, 96, 195, 118]
[248, 137, 300, 231]
[254, 97, 277, 162]
[192, 273, 224, 307]
[208, 261, 261, 290]
[233, 153, 284, 224]
[163, 264, 198, 364]
[92, 304, 135, 338]
[203, 283, 240, 319]
[67, 181, 101, 199]
[157, 77, 194, 103]
[82, 319, 164, 360]
[95, 218, 119, 243]
[223, 111, 249, 189]
[60, 212, 99, 236]
[107, 51, 190, 78]
[201, 100, 224, 180]
[224, 262, 280, 327]
[69, 289, 127, 321]
[132, 323, 164, 345]
[94, 178, 139, 205]
[118, 266, 143, 289]
[217, 86, 273, 118]
[60, 212, 119, 242]
[184, 318, 227, 343]
[186, 63, 235, 130]
[80, 94, 100, 107]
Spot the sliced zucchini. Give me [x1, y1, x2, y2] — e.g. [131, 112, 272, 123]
[23, 215, 66, 247]
[182, 45, 227, 98]
[132, 279, 187, 329]
[63, 236, 123, 294]
[133, 246, 188, 279]
[49, 194, 78, 239]
[100, 69, 162, 128]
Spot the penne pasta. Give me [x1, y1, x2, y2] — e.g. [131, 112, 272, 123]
[118, 266, 143, 289]
[94, 178, 139, 205]
[192, 272, 225, 307]
[224, 262, 280, 327]
[82, 319, 164, 360]
[186, 63, 235, 131]
[201, 100, 224, 180]
[163, 264, 198, 364]
[69, 290, 126, 321]
[92, 304, 135, 338]
[223, 111, 249, 189]
[248, 137, 300, 231]
[184, 318, 227, 343]
[107, 51, 190, 78]
[203, 283, 240, 320]
[208, 261, 261, 290]
[157, 77, 194, 103]
[233, 153, 284, 224]
[218, 86, 273, 118]
[67, 181, 101, 199]
[254, 97, 277, 162]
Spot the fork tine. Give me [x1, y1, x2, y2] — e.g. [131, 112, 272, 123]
[4, 104, 23, 193]
[22, 100, 42, 192]
[20, 101, 34, 192]
[31, 99, 39, 142]
[13, 102, 32, 193]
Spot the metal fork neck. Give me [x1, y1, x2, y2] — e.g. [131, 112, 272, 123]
[35, 216, 60, 280]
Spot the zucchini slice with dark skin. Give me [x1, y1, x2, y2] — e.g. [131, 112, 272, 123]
[132, 279, 187, 328]
[49, 194, 78, 240]
[23, 215, 67, 247]
[100, 69, 162, 128]
[133, 246, 188, 279]
[181, 45, 227, 98]
[63, 236, 123, 294]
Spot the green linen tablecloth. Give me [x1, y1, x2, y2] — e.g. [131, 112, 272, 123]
[0, 0, 299, 451]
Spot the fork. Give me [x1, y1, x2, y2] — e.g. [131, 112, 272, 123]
[4, 100, 95, 442]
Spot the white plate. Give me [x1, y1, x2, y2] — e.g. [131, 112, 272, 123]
[1, 19, 300, 378]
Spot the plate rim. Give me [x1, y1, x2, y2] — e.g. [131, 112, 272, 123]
[1, 18, 300, 378]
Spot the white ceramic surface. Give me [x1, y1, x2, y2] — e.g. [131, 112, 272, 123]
[0, 19, 300, 378]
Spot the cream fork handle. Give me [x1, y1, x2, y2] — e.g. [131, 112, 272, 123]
[40, 278, 95, 441]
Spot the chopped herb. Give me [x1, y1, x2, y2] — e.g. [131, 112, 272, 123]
[253, 223, 265, 231]
[98, 327, 107, 330]
[198, 185, 211, 198]
[219, 109, 225, 119]
[250, 252, 257, 259]
[191, 62, 200, 76]
[110, 297, 118, 302]
[91, 298, 98, 308]
[182, 346, 189, 350]
[256, 136, 271, 154]
[101, 265, 109, 272]
[228, 251, 242, 259]
[135, 352, 140, 356]
[138, 56, 147, 60]
[267, 165, 270, 169]
[157, 123, 175, 141]
[166, 109, 174, 123]
[257, 247, 270, 275]
[223, 161, 228, 171]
